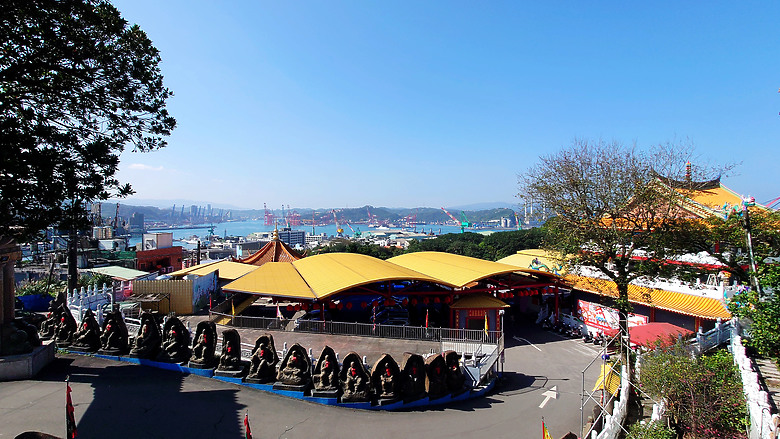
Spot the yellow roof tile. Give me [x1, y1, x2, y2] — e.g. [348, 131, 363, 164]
[497, 249, 568, 277]
[450, 295, 510, 309]
[568, 275, 731, 320]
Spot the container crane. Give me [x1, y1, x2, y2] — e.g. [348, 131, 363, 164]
[345, 222, 361, 238]
[440, 207, 471, 233]
[331, 209, 344, 237]
[513, 211, 521, 230]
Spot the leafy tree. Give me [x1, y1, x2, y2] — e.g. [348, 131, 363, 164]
[728, 264, 780, 358]
[639, 344, 747, 438]
[626, 422, 675, 439]
[518, 139, 724, 349]
[1, 0, 176, 289]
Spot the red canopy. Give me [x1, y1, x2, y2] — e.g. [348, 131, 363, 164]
[604, 322, 692, 348]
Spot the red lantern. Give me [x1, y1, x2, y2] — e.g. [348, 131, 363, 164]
[384, 299, 391, 307]
[411, 298, 418, 306]
[294, 304, 301, 312]
[286, 305, 293, 312]
[337, 303, 344, 310]
[361, 301, 367, 309]
[423, 297, 430, 305]
[444, 296, 452, 304]
[401, 299, 408, 306]
[302, 303, 309, 311]
[346, 302, 353, 310]
[434, 297, 441, 304]
[328, 302, 336, 309]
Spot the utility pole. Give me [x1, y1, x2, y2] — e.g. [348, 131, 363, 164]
[741, 196, 762, 296]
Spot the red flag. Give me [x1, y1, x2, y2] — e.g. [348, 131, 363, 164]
[244, 412, 252, 439]
[425, 309, 429, 328]
[66, 379, 77, 439]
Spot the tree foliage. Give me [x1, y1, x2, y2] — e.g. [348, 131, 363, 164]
[639, 345, 747, 438]
[0, 0, 176, 241]
[518, 139, 723, 332]
[728, 264, 780, 358]
[405, 229, 544, 260]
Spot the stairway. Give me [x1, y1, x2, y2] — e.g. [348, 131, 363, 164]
[214, 293, 259, 325]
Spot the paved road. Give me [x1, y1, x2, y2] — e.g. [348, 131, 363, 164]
[0, 324, 604, 439]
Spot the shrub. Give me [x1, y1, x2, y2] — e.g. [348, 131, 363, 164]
[626, 421, 675, 439]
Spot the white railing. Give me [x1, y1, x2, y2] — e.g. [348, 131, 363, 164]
[730, 322, 776, 439]
[67, 284, 115, 324]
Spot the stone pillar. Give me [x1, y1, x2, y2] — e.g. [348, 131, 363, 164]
[0, 238, 21, 327]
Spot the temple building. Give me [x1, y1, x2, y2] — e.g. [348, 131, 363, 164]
[237, 227, 303, 266]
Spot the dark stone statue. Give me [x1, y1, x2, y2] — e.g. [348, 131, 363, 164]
[129, 312, 161, 359]
[189, 321, 218, 368]
[443, 350, 466, 392]
[339, 352, 370, 402]
[39, 301, 61, 341]
[54, 306, 77, 347]
[70, 309, 101, 352]
[216, 329, 244, 373]
[99, 310, 129, 355]
[245, 334, 278, 383]
[425, 353, 448, 399]
[156, 316, 191, 363]
[276, 343, 311, 387]
[370, 353, 401, 401]
[312, 346, 339, 391]
[0, 318, 40, 355]
[399, 352, 426, 401]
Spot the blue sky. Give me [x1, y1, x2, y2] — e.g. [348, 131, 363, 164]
[113, 1, 780, 210]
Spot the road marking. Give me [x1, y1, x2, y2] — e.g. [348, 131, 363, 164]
[539, 386, 558, 408]
[513, 336, 542, 352]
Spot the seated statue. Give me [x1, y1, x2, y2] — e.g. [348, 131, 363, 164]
[39, 301, 61, 340]
[443, 350, 465, 392]
[245, 334, 278, 383]
[399, 353, 426, 400]
[425, 353, 448, 399]
[217, 329, 243, 372]
[276, 343, 311, 386]
[99, 310, 129, 355]
[129, 312, 162, 359]
[189, 321, 218, 368]
[156, 316, 191, 363]
[312, 346, 339, 391]
[54, 306, 77, 347]
[339, 352, 370, 402]
[370, 354, 400, 400]
[0, 319, 40, 356]
[71, 309, 101, 352]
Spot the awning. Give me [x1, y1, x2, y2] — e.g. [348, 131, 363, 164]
[169, 260, 259, 281]
[450, 295, 510, 309]
[387, 251, 522, 288]
[593, 364, 621, 396]
[85, 266, 151, 281]
[568, 275, 731, 320]
[604, 322, 692, 348]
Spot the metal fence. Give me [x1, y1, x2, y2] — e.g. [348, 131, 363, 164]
[210, 311, 502, 344]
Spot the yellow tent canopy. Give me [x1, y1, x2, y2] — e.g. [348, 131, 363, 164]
[593, 364, 621, 396]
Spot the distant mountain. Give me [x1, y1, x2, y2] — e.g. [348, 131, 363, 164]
[446, 202, 517, 211]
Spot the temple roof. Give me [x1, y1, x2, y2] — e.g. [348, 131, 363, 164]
[238, 226, 303, 266]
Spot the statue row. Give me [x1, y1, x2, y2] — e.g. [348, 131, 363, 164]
[43, 309, 467, 402]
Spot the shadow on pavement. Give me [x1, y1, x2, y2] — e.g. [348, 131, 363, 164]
[37, 355, 246, 439]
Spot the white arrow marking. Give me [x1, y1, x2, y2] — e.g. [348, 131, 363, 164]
[513, 336, 542, 352]
[538, 385, 558, 408]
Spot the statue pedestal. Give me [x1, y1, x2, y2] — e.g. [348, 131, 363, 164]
[0, 340, 55, 381]
[376, 397, 401, 406]
[214, 366, 247, 378]
[311, 389, 339, 399]
[243, 376, 275, 384]
[187, 360, 216, 370]
[273, 382, 309, 392]
[68, 345, 99, 353]
[98, 348, 128, 356]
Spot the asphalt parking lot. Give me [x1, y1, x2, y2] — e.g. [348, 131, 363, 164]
[0, 321, 603, 439]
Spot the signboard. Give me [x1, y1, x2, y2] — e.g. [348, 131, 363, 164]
[578, 300, 647, 332]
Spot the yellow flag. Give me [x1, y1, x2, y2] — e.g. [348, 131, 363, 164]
[484, 312, 489, 335]
[232, 300, 236, 316]
[542, 421, 553, 439]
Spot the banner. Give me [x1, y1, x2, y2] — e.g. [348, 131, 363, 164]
[578, 300, 647, 331]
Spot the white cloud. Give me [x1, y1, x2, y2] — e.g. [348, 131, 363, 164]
[128, 163, 165, 172]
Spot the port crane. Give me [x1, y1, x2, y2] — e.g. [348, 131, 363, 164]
[331, 209, 344, 237]
[345, 222, 361, 238]
[440, 207, 472, 233]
